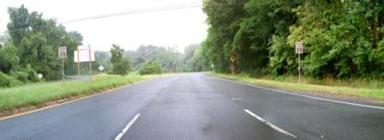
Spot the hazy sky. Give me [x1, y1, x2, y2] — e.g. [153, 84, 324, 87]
[0, 0, 207, 52]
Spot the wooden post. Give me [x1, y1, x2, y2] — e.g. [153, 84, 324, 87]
[77, 46, 80, 79]
[62, 58, 65, 80]
[88, 45, 93, 80]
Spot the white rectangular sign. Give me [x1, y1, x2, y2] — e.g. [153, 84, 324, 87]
[58, 47, 67, 59]
[295, 42, 304, 54]
[74, 46, 95, 63]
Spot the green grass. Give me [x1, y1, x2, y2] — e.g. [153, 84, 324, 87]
[209, 72, 384, 101]
[0, 73, 162, 112]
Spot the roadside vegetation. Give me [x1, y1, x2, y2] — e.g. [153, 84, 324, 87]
[211, 73, 384, 101]
[0, 5, 203, 117]
[202, 0, 384, 100]
[0, 73, 162, 114]
[0, 5, 205, 88]
[202, 1, 384, 79]
[0, 5, 83, 87]
[139, 61, 162, 75]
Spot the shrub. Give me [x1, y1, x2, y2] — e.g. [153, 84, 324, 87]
[23, 64, 38, 81]
[9, 64, 38, 83]
[139, 61, 161, 75]
[11, 71, 29, 83]
[0, 72, 22, 87]
[112, 59, 131, 76]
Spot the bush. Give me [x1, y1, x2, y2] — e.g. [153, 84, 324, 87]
[139, 61, 161, 75]
[11, 71, 29, 83]
[112, 59, 131, 76]
[23, 64, 38, 81]
[9, 64, 38, 82]
[0, 72, 22, 88]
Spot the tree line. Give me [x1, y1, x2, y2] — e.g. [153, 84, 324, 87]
[95, 44, 205, 75]
[0, 5, 83, 87]
[202, 0, 384, 79]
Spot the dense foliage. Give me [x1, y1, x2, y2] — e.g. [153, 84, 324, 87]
[110, 44, 131, 75]
[203, 0, 384, 79]
[139, 61, 162, 75]
[93, 44, 205, 75]
[183, 44, 206, 72]
[124, 44, 205, 73]
[0, 5, 83, 87]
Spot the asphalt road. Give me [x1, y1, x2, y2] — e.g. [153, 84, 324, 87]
[0, 73, 384, 140]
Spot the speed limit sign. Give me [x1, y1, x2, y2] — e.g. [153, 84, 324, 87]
[58, 47, 67, 59]
[295, 42, 304, 54]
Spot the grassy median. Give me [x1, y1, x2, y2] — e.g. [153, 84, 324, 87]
[0, 73, 162, 113]
[210, 72, 384, 101]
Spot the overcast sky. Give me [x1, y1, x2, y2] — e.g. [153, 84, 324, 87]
[0, 0, 207, 52]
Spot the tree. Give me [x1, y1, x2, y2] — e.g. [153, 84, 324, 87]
[0, 44, 18, 73]
[94, 51, 111, 72]
[131, 45, 183, 72]
[110, 44, 131, 75]
[139, 61, 161, 75]
[202, 0, 384, 79]
[202, 0, 248, 73]
[6, 5, 83, 80]
[184, 44, 204, 72]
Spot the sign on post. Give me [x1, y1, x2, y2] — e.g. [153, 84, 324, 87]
[295, 42, 304, 54]
[58, 47, 67, 59]
[295, 42, 304, 83]
[98, 65, 105, 72]
[74, 46, 95, 63]
[74, 45, 95, 80]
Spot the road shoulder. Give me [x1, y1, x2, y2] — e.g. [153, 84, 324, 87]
[207, 73, 384, 109]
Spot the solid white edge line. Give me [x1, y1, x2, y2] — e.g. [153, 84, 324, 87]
[115, 113, 141, 140]
[244, 109, 297, 139]
[210, 76, 384, 110]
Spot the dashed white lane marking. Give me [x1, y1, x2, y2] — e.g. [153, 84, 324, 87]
[244, 109, 297, 139]
[211, 76, 384, 110]
[231, 98, 243, 101]
[115, 113, 141, 140]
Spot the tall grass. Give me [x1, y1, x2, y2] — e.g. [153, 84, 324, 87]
[233, 72, 384, 89]
[0, 73, 158, 112]
[210, 73, 384, 101]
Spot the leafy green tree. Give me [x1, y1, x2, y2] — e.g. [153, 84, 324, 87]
[131, 45, 183, 72]
[139, 61, 161, 75]
[288, 1, 384, 78]
[0, 44, 18, 73]
[94, 51, 111, 72]
[184, 44, 204, 72]
[6, 5, 83, 80]
[203, 0, 247, 72]
[203, 0, 384, 79]
[110, 44, 131, 75]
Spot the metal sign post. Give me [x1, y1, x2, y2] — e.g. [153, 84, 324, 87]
[58, 47, 67, 80]
[295, 42, 304, 83]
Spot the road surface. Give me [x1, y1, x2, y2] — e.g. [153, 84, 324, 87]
[0, 73, 384, 140]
